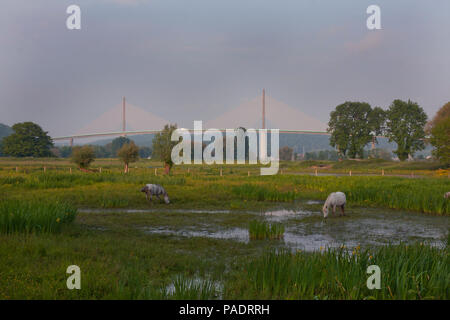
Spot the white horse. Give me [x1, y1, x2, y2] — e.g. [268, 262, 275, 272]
[445, 192, 450, 199]
[323, 192, 346, 218]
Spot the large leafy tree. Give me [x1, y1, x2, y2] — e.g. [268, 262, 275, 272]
[117, 142, 140, 173]
[429, 102, 450, 165]
[385, 99, 427, 161]
[327, 102, 385, 159]
[111, 136, 131, 156]
[152, 124, 178, 174]
[1, 122, 53, 157]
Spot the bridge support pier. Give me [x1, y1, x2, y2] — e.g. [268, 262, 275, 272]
[69, 137, 74, 147]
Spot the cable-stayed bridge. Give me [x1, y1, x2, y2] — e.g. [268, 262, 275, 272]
[52, 91, 331, 146]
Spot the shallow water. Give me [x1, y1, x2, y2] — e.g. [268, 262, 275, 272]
[140, 207, 448, 251]
[79, 208, 231, 214]
[81, 204, 448, 251]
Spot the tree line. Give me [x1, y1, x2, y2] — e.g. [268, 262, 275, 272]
[0, 100, 448, 168]
[326, 99, 448, 164]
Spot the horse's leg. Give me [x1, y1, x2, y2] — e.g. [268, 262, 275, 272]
[332, 205, 336, 216]
[341, 205, 345, 216]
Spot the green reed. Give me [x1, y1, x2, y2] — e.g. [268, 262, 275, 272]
[248, 220, 285, 240]
[0, 200, 77, 234]
[225, 243, 449, 299]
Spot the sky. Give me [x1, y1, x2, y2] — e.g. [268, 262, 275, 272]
[0, 0, 449, 137]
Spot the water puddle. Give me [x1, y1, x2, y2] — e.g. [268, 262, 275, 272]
[79, 208, 231, 214]
[82, 204, 449, 251]
[142, 208, 448, 251]
[143, 226, 249, 242]
[264, 208, 315, 221]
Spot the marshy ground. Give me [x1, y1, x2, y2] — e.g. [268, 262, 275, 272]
[0, 158, 449, 299]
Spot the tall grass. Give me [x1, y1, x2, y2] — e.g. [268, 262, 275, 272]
[0, 200, 77, 234]
[166, 275, 218, 299]
[0, 172, 186, 189]
[1, 162, 448, 214]
[117, 275, 219, 300]
[233, 184, 297, 202]
[248, 220, 285, 240]
[225, 243, 449, 299]
[267, 175, 450, 215]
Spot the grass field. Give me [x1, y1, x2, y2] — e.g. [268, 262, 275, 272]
[0, 158, 448, 299]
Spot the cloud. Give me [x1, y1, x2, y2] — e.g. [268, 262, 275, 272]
[344, 32, 384, 54]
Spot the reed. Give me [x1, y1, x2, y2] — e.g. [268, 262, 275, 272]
[233, 184, 297, 202]
[248, 220, 285, 240]
[225, 243, 449, 299]
[0, 200, 77, 234]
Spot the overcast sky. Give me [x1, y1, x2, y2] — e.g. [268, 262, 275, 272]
[1, 0, 449, 137]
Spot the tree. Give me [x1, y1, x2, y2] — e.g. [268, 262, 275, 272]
[327, 102, 385, 159]
[279, 146, 294, 161]
[71, 146, 95, 170]
[152, 124, 178, 174]
[425, 102, 450, 134]
[1, 122, 53, 157]
[138, 146, 152, 159]
[111, 136, 131, 156]
[385, 99, 427, 161]
[429, 103, 450, 166]
[117, 142, 140, 173]
[57, 146, 73, 158]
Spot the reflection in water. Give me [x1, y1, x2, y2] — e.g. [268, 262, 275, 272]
[142, 207, 449, 251]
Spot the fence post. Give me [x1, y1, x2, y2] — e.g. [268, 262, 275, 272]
[44, 166, 46, 173]
[220, 168, 223, 176]
[99, 167, 102, 173]
[155, 168, 157, 176]
[16, 166, 19, 173]
[382, 169, 384, 176]
[349, 170, 352, 176]
[248, 171, 250, 176]
[315, 168, 318, 176]
[69, 167, 72, 174]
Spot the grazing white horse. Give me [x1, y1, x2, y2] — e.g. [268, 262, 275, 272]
[141, 184, 170, 204]
[323, 192, 346, 218]
[445, 192, 450, 199]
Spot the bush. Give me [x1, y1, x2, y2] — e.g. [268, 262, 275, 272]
[71, 146, 95, 169]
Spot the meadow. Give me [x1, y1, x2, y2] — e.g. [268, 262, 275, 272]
[0, 158, 448, 299]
